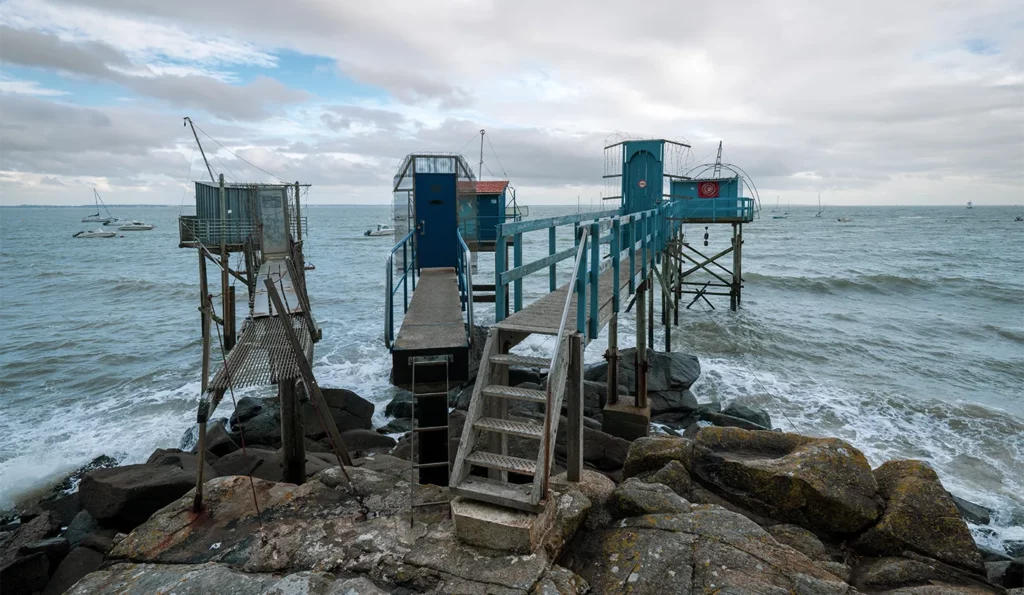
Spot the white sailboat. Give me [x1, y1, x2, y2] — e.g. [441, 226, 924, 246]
[966, 201, 973, 209]
[82, 189, 113, 223]
[815, 193, 823, 217]
[118, 220, 155, 231]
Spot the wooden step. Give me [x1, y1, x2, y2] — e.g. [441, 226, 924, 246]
[482, 385, 547, 404]
[474, 417, 544, 439]
[465, 451, 537, 475]
[451, 476, 542, 512]
[489, 353, 550, 368]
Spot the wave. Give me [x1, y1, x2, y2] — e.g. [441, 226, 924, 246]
[743, 272, 1021, 300]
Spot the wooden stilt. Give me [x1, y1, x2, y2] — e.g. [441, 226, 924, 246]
[647, 272, 654, 350]
[636, 279, 648, 409]
[225, 286, 236, 351]
[279, 378, 305, 484]
[606, 313, 619, 406]
[567, 332, 583, 482]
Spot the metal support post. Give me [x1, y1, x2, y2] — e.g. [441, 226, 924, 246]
[636, 279, 648, 409]
[606, 313, 619, 405]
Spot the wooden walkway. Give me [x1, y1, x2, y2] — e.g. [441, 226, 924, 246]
[498, 249, 642, 339]
[394, 267, 467, 352]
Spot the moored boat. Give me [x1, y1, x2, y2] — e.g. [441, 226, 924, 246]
[364, 223, 394, 237]
[73, 228, 117, 238]
[118, 220, 155, 231]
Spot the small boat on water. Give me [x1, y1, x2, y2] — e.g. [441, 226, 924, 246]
[73, 228, 117, 238]
[966, 201, 973, 209]
[815, 193, 824, 218]
[103, 217, 125, 226]
[1015, 216, 1023, 222]
[364, 223, 394, 237]
[118, 220, 155, 231]
[82, 189, 113, 223]
[837, 217, 852, 222]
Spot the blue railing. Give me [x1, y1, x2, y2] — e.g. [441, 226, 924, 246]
[495, 204, 680, 339]
[664, 196, 756, 222]
[384, 230, 417, 349]
[456, 229, 474, 340]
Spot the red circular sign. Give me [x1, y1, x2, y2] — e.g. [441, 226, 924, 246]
[700, 182, 717, 195]
[638, 180, 647, 188]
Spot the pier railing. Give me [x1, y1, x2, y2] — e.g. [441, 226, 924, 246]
[663, 196, 756, 222]
[495, 204, 677, 337]
[456, 229, 474, 341]
[384, 230, 417, 349]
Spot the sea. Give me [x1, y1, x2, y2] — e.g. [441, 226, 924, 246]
[0, 204, 1021, 553]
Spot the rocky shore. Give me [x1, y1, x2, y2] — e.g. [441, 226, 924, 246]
[2, 345, 1021, 594]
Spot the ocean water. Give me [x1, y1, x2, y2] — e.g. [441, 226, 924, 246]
[0, 204, 1021, 551]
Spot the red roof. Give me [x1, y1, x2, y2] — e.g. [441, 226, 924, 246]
[457, 180, 509, 194]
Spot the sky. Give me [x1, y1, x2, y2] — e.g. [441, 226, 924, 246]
[0, 0, 1022, 207]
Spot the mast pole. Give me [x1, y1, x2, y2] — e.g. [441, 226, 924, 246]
[478, 129, 485, 180]
[184, 117, 216, 183]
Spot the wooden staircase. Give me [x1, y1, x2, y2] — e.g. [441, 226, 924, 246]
[449, 327, 571, 512]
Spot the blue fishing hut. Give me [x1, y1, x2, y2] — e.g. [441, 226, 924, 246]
[604, 138, 757, 309]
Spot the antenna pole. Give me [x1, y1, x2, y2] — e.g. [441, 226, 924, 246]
[713, 141, 723, 177]
[478, 129, 485, 180]
[184, 117, 216, 183]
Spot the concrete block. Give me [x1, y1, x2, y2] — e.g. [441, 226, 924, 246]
[451, 496, 555, 554]
[602, 400, 651, 441]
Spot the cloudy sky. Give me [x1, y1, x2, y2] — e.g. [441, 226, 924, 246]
[0, 0, 1021, 206]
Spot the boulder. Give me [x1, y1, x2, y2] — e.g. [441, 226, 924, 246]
[690, 426, 882, 535]
[854, 460, 984, 572]
[551, 470, 616, 531]
[212, 448, 333, 483]
[340, 429, 397, 454]
[203, 419, 239, 457]
[39, 492, 81, 528]
[41, 546, 104, 595]
[302, 388, 375, 438]
[145, 449, 218, 481]
[79, 464, 199, 530]
[852, 555, 995, 592]
[378, 418, 412, 434]
[383, 391, 412, 418]
[562, 506, 848, 594]
[948, 493, 992, 526]
[508, 366, 543, 387]
[698, 410, 770, 430]
[1006, 558, 1023, 588]
[0, 511, 61, 567]
[609, 478, 690, 518]
[0, 552, 49, 595]
[453, 384, 474, 410]
[65, 510, 100, 548]
[639, 459, 692, 498]
[649, 388, 699, 416]
[722, 401, 772, 430]
[767, 524, 828, 561]
[623, 436, 694, 479]
[585, 348, 701, 397]
[17, 536, 69, 568]
[531, 565, 589, 594]
[229, 397, 281, 447]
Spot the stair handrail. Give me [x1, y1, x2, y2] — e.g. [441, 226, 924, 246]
[385, 230, 416, 349]
[541, 225, 590, 496]
[456, 228, 474, 342]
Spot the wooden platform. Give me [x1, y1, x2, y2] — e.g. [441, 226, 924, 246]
[392, 267, 470, 385]
[252, 259, 302, 317]
[498, 249, 642, 341]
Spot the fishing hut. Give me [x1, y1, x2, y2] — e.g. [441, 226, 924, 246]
[177, 119, 352, 512]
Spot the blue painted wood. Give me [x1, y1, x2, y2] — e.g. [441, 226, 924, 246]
[576, 228, 587, 336]
[628, 220, 636, 294]
[549, 226, 556, 292]
[621, 140, 664, 215]
[499, 209, 619, 236]
[513, 232, 523, 312]
[495, 237, 506, 322]
[501, 245, 576, 285]
[589, 222, 600, 339]
[612, 219, 620, 311]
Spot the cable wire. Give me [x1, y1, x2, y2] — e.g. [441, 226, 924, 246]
[179, 146, 196, 215]
[194, 122, 287, 183]
[485, 134, 508, 178]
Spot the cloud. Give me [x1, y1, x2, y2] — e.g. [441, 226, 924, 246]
[0, 0, 1021, 205]
[0, 26, 306, 121]
[0, 76, 69, 97]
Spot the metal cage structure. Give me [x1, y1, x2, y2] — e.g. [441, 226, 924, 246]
[601, 136, 693, 210]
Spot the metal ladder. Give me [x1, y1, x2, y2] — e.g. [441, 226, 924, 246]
[408, 355, 451, 523]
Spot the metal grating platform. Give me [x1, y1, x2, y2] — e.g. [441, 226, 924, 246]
[209, 314, 312, 390]
[474, 417, 544, 439]
[466, 451, 537, 475]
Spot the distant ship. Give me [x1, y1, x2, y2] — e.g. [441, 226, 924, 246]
[966, 201, 973, 209]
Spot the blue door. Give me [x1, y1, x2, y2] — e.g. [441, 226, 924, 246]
[477, 193, 501, 242]
[414, 173, 458, 269]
